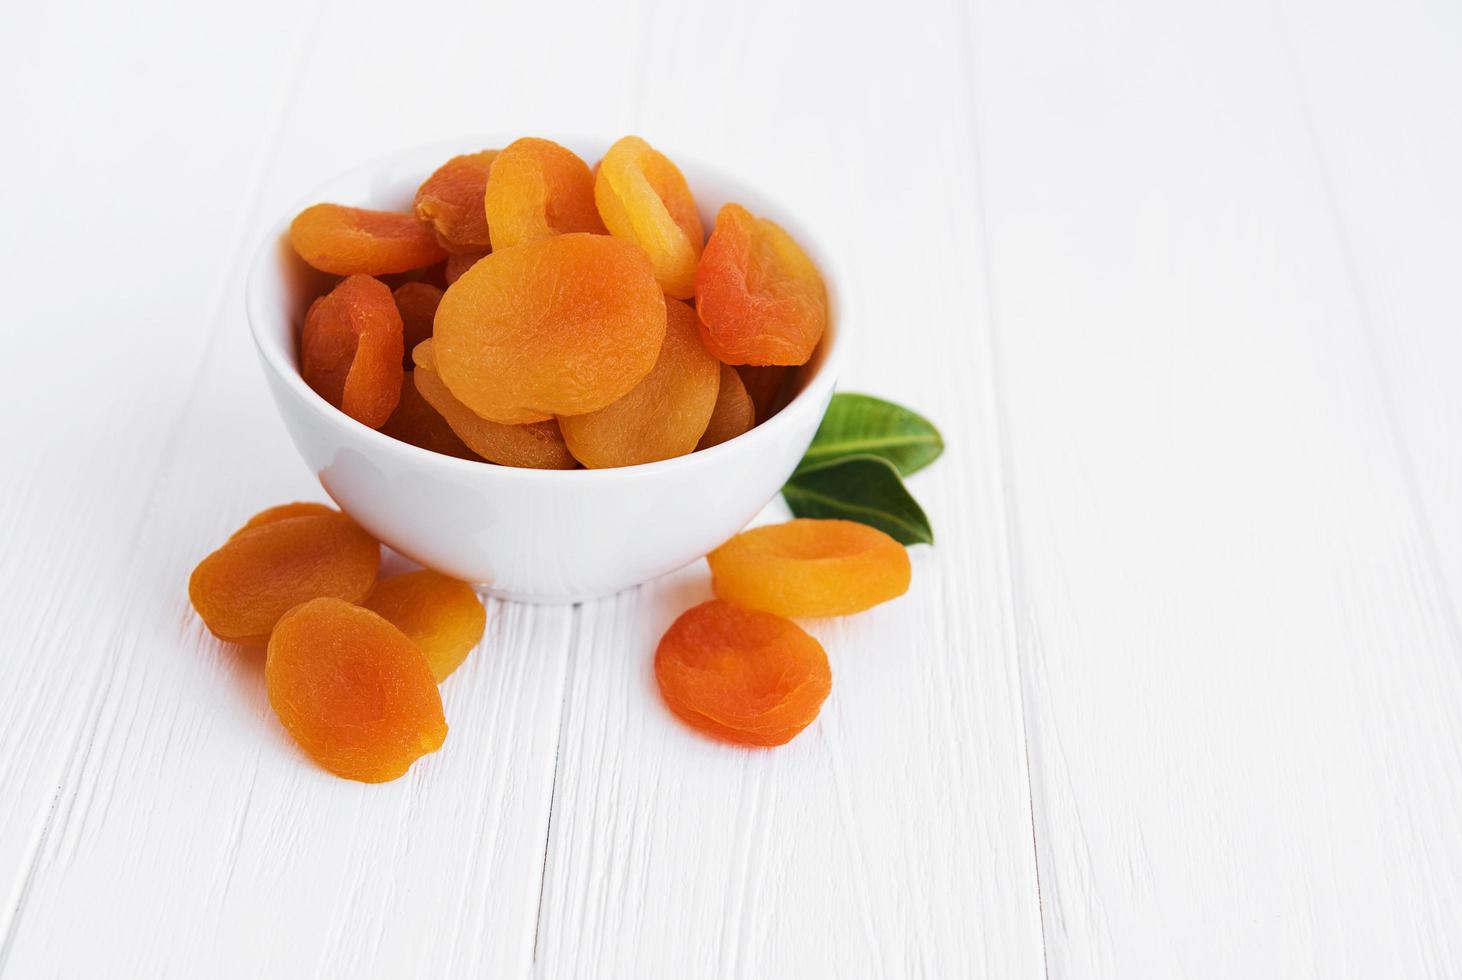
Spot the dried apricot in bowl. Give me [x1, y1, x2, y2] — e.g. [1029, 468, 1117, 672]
[708, 519, 911, 618]
[695, 203, 828, 366]
[654, 600, 831, 747]
[300, 274, 404, 428]
[485, 137, 605, 251]
[189, 512, 380, 645]
[392, 281, 444, 359]
[266, 598, 446, 783]
[413, 150, 496, 253]
[558, 297, 719, 468]
[434, 233, 666, 423]
[594, 135, 704, 299]
[290, 203, 448, 276]
[365, 570, 486, 682]
[380, 371, 480, 460]
[696, 364, 756, 450]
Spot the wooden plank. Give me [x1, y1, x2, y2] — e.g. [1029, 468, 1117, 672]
[533, 0, 1049, 974]
[965, 0, 1462, 974]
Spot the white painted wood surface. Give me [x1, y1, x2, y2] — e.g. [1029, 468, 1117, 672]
[0, 0, 1457, 976]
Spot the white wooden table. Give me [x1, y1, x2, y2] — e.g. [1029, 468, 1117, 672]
[3, 0, 1459, 976]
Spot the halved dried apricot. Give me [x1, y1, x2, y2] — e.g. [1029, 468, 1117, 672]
[737, 365, 790, 422]
[696, 365, 756, 450]
[290, 203, 448, 276]
[444, 250, 488, 285]
[267, 598, 446, 782]
[414, 150, 496, 253]
[230, 501, 337, 538]
[380, 370, 480, 460]
[365, 570, 486, 682]
[434, 233, 665, 423]
[189, 512, 380, 645]
[695, 203, 827, 366]
[558, 297, 719, 468]
[594, 136, 703, 298]
[654, 600, 830, 747]
[708, 519, 910, 618]
[485, 138, 605, 250]
[412, 341, 575, 469]
[300, 274, 404, 428]
[392, 282, 444, 361]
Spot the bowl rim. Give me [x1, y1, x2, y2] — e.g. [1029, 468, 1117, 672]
[244, 134, 845, 485]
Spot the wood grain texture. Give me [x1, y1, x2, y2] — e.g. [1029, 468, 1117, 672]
[2, 0, 1460, 975]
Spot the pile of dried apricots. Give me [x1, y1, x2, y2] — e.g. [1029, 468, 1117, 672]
[187, 136, 918, 782]
[290, 135, 828, 467]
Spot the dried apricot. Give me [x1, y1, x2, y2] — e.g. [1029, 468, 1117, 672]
[695, 203, 827, 366]
[654, 600, 830, 747]
[434, 233, 665, 423]
[737, 365, 790, 422]
[559, 297, 718, 468]
[380, 371, 480, 460]
[290, 203, 448, 276]
[392, 282, 444, 360]
[412, 341, 575, 469]
[189, 512, 380, 645]
[594, 136, 703, 298]
[300, 274, 404, 428]
[696, 365, 756, 450]
[443, 250, 488, 285]
[414, 150, 496, 252]
[267, 598, 446, 782]
[365, 570, 486, 682]
[708, 519, 910, 618]
[230, 501, 337, 538]
[485, 138, 605, 250]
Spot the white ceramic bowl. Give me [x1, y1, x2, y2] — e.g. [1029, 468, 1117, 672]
[246, 136, 843, 603]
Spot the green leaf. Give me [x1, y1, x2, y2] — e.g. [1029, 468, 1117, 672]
[795, 393, 944, 477]
[782, 454, 934, 545]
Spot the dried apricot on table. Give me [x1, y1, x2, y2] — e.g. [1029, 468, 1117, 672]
[485, 137, 605, 250]
[392, 282, 444, 359]
[708, 519, 911, 618]
[365, 570, 486, 682]
[380, 370, 480, 460]
[559, 297, 719, 468]
[267, 598, 446, 782]
[654, 600, 831, 747]
[434, 233, 666, 423]
[412, 342, 575, 468]
[230, 501, 337, 538]
[189, 512, 380, 645]
[594, 135, 704, 299]
[300, 274, 404, 428]
[290, 203, 448, 276]
[695, 203, 828, 366]
[696, 364, 756, 450]
[414, 150, 496, 252]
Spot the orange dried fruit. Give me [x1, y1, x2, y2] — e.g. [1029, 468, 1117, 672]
[443, 250, 488, 285]
[364, 570, 486, 682]
[413, 150, 496, 253]
[558, 297, 719, 468]
[708, 519, 910, 618]
[379, 370, 480, 460]
[300, 274, 404, 428]
[230, 501, 337, 538]
[696, 364, 756, 450]
[737, 365, 790, 422]
[594, 135, 704, 298]
[290, 203, 448, 276]
[189, 512, 380, 645]
[485, 137, 605, 250]
[412, 341, 575, 469]
[695, 203, 827, 366]
[392, 282, 444, 360]
[266, 598, 446, 783]
[434, 233, 666, 423]
[654, 600, 831, 747]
